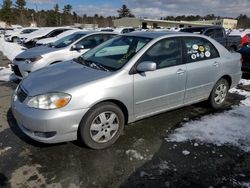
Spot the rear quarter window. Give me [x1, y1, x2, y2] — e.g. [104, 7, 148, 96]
[183, 37, 220, 63]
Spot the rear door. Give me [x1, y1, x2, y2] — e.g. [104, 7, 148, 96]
[183, 37, 221, 104]
[133, 37, 187, 119]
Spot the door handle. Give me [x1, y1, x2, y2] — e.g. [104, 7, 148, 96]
[176, 69, 185, 75]
[213, 61, 219, 67]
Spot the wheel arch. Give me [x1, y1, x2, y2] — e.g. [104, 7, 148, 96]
[219, 75, 232, 87]
[92, 99, 129, 125]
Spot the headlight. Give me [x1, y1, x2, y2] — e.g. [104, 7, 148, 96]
[27, 93, 71, 110]
[25, 56, 43, 64]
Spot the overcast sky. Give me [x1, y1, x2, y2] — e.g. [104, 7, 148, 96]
[1, 0, 249, 18]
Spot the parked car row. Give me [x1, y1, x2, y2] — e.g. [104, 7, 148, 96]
[12, 31, 117, 78]
[4, 27, 39, 42]
[10, 30, 242, 149]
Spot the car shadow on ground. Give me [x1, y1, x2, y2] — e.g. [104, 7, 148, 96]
[0, 173, 9, 187]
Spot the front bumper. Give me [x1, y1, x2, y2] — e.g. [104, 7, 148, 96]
[11, 92, 89, 143]
[11, 59, 43, 79]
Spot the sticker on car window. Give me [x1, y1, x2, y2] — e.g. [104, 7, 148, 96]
[200, 52, 205, 58]
[191, 54, 197, 60]
[205, 51, 211, 58]
[198, 46, 205, 52]
[192, 44, 198, 50]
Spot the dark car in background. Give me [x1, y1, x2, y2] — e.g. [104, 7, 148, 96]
[238, 45, 250, 74]
[181, 26, 241, 51]
[23, 27, 73, 48]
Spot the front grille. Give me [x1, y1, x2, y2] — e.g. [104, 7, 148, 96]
[17, 86, 28, 103]
[11, 65, 22, 77]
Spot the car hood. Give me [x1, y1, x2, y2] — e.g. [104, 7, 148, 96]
[21, 60, 112, 96]
[36, 37, 56, 44]
[15, 46, 60, 59]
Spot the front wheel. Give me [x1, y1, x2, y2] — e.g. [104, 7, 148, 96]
[79, 102, 125, 149]
[209, 78, 229, 109]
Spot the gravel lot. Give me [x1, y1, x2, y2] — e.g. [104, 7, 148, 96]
[0, 51, 250, 188]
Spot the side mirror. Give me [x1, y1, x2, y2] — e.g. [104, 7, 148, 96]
[73, 44, 84, 51]
[136, 61, 156, 72]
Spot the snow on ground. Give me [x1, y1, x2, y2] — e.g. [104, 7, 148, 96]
[0, 35, 24, 61]
[0, 146, 12, 156]
[239, 79, 250, 86]
[0, 65, 13, 81]
[126, 149, 145, 160]
[0, 35, 24, 81]
[167, 85, 250, 152]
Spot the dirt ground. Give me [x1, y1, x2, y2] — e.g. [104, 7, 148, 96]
[0, 51, 250, 188]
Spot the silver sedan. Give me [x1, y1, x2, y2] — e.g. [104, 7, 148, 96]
[11, 31, 242, 149]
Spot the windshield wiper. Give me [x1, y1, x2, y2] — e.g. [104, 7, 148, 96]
[87, 61, 109, 72]
[74, 57, 109, 72]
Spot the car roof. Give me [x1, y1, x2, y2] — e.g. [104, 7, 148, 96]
[123, 31, 186, 39]
[182, 26, 222, 30]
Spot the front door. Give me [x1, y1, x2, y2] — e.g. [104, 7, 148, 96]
[133, 38, 187, 119]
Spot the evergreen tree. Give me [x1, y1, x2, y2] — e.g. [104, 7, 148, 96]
[117, 4, 134, 18]
[15, 0, 26, 25]
[54, 3, 59, 12]
[0, 0, 13, 25]
[62, 4, 72, 25]
[53, 3, 60, 25]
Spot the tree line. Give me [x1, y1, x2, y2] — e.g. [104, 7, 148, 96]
[161, 14, 250, 29]
[0, 0, 118, 27]
[0, 0, 250, 29]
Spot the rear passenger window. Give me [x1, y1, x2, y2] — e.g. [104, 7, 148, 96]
[184, 37, 219, 63]
[138, 38, 182, 69]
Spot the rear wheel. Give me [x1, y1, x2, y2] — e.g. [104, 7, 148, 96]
[79, 102, 124, 149]
[209, 78, 229, 109]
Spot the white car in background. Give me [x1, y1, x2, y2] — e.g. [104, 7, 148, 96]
[35, 29, 81, 46]
[22, 27, 74, 48]
[170, 27, 181, 32]
[4, 27, 38, 42]
[113, 27, 135, 34]
[12, 31, 117, 79]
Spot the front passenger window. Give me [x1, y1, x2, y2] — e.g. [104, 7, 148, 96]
[138, 38, 182, 69]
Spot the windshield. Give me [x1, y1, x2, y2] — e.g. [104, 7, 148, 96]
[52, 33, 86, 48]
[78, 35, 151, 71]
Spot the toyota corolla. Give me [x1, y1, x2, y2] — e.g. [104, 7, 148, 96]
[11, 31, 242, 149]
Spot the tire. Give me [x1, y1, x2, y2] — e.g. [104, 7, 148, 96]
[209, 78, 229, 110]
[79, 102, 125, 149]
